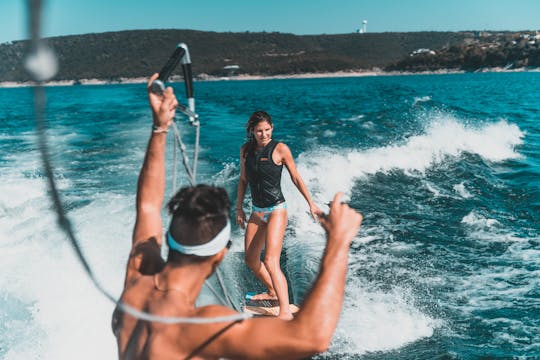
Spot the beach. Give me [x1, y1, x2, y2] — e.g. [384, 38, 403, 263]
[2, 66, 538, 88]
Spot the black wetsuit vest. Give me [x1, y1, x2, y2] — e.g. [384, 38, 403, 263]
[245, 140, 285, 208]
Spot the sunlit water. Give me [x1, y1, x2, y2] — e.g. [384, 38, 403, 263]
[0, 72, 538, 359]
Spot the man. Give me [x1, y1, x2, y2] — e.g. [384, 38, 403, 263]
[112, 73, 363, 359]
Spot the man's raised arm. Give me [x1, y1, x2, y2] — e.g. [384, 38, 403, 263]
[127, 74, 178, 280]
[199, 192, 363, 359]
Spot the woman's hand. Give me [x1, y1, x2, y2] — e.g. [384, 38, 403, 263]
[309, 202, 322, 222]
[236, 208, 246, 229]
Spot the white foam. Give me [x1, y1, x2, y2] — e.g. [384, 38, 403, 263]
[334, 285, 439, 354]
[361, 120, 375, 129]
[507, 243, 540, 263]
[0, 175, 47, 209]
[279, 171, 437, 354]
[412, 96, 432, 106]
[446, 237, 540, 353]
[461, 211, 525, 243]
[69, 193, 134, 292]
[453, 182, 473, 199]
[11, 241, 117, 359]
[281, 231, 438, 354]
[343, 114, 365, 122]
[452, 266, 537, 313]
[423, 180, 446, 198]
[461, 211, 501, 228]
[272, 115, 527, 354]
[323, 129, 336, 137]
[211, 162, 239, 187]
[293, 117, 524, 201]
[0, 163, 125, 358]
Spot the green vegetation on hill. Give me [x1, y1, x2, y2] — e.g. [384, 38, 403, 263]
[0, 29, 537, 82]
[0, 29, 466, 82]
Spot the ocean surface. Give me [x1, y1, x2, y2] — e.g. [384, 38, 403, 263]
[0, 72, 539, 359]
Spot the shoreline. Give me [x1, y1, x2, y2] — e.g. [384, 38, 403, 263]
[1, 67, 538, 88]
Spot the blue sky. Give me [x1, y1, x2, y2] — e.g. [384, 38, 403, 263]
[1, 0, 539, 44]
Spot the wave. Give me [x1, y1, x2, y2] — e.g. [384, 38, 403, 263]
[0, 161, 124, 358]
[342, 114, 365, 122]
[460, 210, 525, 243]
[289, 116, 524, 203]
[274, 114, 525, 354]
[447, 241, 540, 353]
[452, 182, 473, 199]
[413, 95, 432, 106]
[335, 285, 439, 354]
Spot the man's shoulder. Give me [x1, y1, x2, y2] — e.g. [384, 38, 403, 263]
[119, 275, 154, 311]
[175, 305, 247, 353]
[195, 304, 239, 318]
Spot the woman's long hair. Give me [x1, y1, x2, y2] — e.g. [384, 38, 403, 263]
[243, 111, 273, 158]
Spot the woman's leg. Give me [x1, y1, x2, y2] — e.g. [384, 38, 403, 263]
[264, 208, 292, 319]
[244, 213, 276, 299]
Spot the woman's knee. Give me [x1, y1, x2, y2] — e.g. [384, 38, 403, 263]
[263, 256, 281, 273]
[245, 253, 261, 271]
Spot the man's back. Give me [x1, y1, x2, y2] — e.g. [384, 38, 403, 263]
[113, 276, 191, 359]
[113, 276, 166, 358]
[113, 273, 239, 360]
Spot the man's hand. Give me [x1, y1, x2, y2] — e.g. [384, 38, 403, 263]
[309, 202, 322, 222]
[316, 192, 362, 247]
[147, 73, 178, 130]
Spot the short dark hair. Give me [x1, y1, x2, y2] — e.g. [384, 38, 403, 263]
[166, 185, 230, 261]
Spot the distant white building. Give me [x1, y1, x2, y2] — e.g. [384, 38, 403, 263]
[362, 20, 367, 33]
[356, 20, 368, 34]
[410, 48, 436, 56]
[223, 65, 240, 76]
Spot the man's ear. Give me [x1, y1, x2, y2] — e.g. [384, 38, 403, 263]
[208, 248, 227, 278]
[214, 248, 227, 264]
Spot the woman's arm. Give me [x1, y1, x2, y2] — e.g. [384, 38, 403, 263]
[236, 146, 248, 229]
[277, 143, 321, 219]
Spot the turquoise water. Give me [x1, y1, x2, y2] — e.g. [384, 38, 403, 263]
[0, 72, 539, 359]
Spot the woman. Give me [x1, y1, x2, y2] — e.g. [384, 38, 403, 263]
[236, 111, 320, 320]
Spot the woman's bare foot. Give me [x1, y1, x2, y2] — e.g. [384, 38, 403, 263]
[250, 292, 278, 301]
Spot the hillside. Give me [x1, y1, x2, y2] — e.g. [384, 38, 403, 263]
[1, 29, 538, 83]
[0, 29, 466, 82]
[387, 31, 540, 71]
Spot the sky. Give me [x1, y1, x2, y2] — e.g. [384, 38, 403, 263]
[1, 0, 539, 44]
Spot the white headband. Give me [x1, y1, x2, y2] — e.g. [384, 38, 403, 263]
[167, 220, 231, 256]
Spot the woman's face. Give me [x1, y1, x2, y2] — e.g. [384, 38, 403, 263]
[252, 120, 273, 146]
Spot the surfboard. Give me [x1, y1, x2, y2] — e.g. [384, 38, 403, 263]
[243, 292, 300, 317]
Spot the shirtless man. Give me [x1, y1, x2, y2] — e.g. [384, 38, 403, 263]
[112, 73, 363, 359]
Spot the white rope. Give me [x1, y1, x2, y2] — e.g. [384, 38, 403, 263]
[169, 118, 238, 311]
[204, 269, 240, 312]
[215, 268, 238, 310]
[193, 120, 200, 179]
[171, 120, 195, 187]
